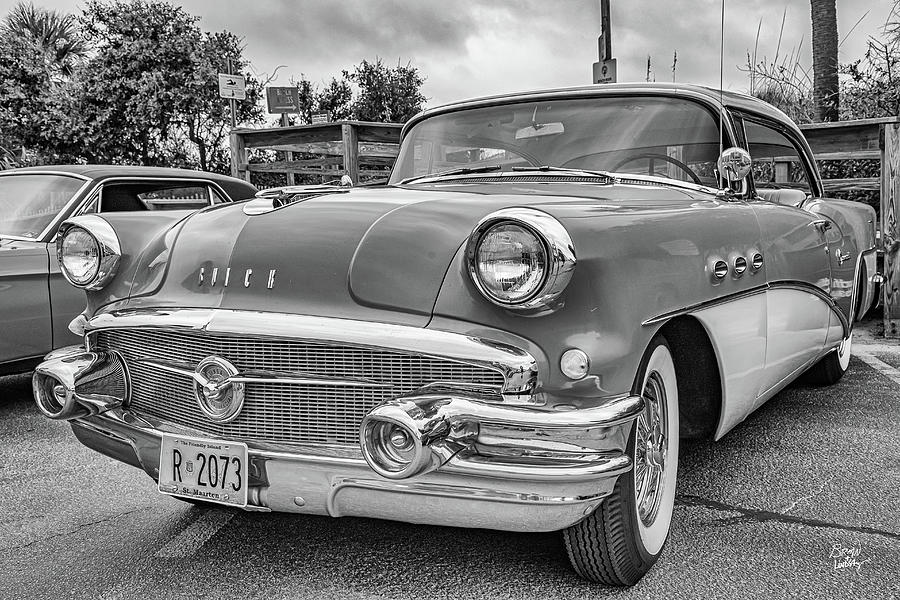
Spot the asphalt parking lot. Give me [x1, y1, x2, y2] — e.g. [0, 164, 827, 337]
[1, 321, 898, 600]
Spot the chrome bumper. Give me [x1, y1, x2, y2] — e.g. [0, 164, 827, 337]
[35, 315, 643, 531]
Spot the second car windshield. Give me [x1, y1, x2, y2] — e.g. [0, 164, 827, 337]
[389, 96, 722, 186]
[0, 174, 85, 239]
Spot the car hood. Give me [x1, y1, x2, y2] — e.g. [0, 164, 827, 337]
[121, 183, 703, 325]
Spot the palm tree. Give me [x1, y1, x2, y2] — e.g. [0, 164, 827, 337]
[810, 0, 839, 121]
[2, 2, 88, 79]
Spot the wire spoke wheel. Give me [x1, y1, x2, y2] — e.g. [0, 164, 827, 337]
[635, 372, 668, 526]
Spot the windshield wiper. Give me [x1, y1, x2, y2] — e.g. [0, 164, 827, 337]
[511, 165, 618, 180]
[399, 165, 502, 185]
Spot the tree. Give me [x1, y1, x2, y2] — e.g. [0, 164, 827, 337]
[65, 0, 263, 170]
[317, 76, 353, 122]
[0, 33, 66, 166]
[842, 1, 900, 119]
[810, 0, 839, 121]
[348, 58, 426, 123]
[2, 2, 88, 80]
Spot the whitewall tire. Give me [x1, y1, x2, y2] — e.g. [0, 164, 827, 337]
[563, 336, 679, 585]
[804, 333, 852, 385]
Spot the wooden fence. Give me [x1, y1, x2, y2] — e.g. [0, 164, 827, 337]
[801, 117, 900, 337]
[229, 121, 402, 186]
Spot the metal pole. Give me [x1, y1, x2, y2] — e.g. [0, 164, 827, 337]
[600, 0, 611, 61]
[227, 57, 237, 129]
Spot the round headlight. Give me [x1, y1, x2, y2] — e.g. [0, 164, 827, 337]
[60, 227, 100, 286]
[475, 223, 547, 303]
[57, 216, 122, 290]
[467, 208, 576, 312]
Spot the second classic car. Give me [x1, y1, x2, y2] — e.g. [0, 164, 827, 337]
[33, 84, 876, 585]
[0, 165, 256, 374]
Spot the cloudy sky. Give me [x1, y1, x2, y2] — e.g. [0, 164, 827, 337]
[3, 0, 893, 108]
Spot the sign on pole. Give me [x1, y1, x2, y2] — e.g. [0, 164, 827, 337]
[310, 113, 330, 124]
[218, 73, 246, 100]
[592, 59, 617, 84]
[266, 87, 300, 114]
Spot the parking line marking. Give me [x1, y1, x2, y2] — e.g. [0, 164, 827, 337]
[854, 345, 900, 388]
[154, 509, 234, 558]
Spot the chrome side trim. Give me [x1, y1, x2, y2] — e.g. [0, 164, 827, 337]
[642, 284, 768, 326]
[642, 280, 850, 338]
[86, 308, 538, 403]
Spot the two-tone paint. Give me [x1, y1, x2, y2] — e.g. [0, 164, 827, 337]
[33, 84, 877, 531]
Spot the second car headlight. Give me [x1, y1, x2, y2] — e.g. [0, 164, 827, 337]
[57, 216, 122, 290]
[467, 208, 576, 312]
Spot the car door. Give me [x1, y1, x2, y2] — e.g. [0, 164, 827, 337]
[0, 238, 52, 367]
[741, 116, 834, 402]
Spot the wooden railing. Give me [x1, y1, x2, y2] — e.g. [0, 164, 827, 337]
[229, 121, 402, 186]
[801, 117, 900, 337]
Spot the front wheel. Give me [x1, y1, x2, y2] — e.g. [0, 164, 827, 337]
[563, 336, 680, 585]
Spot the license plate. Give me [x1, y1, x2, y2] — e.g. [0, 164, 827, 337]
[158, 434, 248, 508]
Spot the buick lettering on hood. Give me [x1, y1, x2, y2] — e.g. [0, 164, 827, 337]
[33, 84, 877, 586]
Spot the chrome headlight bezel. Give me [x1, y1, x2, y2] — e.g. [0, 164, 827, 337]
[466, 208, 576, 312]
[57, 215, 122, 290]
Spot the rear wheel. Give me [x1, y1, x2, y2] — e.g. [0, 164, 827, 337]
[563, 336, 679, 585]
[804, 333, 852, 385]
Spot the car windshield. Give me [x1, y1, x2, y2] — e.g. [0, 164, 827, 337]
[389, 96, 723, 186]
[0, 174, 85, 239]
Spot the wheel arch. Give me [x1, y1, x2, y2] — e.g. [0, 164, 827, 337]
[652, 316, 722, 440]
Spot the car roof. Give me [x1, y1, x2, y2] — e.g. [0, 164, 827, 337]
[1, 164, 258, 199]
[410, 82, 794, 128]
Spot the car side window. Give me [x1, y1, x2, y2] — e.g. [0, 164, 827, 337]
[98, 182, 212, 212]
[744, 120, 811, 195]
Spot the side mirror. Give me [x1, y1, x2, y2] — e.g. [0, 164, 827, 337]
[717, 147, 752, 183]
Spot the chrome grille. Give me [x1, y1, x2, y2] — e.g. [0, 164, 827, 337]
[92, 328, 505, 445]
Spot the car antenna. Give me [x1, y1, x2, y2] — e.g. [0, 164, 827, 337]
[718, 0, 726, 190]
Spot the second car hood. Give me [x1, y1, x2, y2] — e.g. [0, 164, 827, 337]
[124, 183, 701, 324]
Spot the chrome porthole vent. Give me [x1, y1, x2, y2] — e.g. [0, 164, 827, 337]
[751, 253, 764, 271]
[733, 256, 747, 276]
[712, 260, 728, 280]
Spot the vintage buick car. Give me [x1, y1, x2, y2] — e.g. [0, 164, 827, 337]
[33, 84, 877, 585]
[0, 165, 256, 374]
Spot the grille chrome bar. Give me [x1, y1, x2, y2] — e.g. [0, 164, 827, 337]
[87, 308, 538, 400]
[86, 309, 537, 447]
[140, 358, 393, 388]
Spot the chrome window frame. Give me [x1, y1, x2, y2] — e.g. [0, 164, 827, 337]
[83, 177, 231, 215]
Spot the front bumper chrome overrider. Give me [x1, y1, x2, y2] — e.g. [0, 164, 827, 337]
[34, 309, 645, 532]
